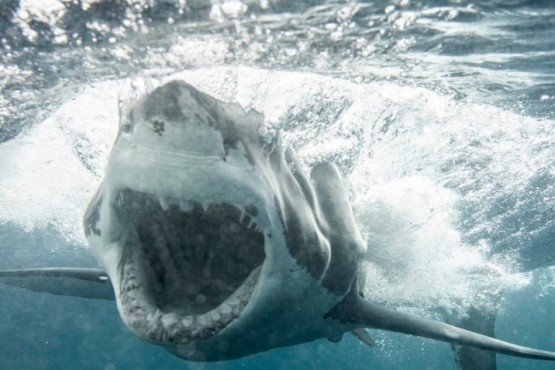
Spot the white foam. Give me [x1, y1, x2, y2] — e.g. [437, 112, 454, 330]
[0, 81, 119, 244]
[347, 81, 552, 313]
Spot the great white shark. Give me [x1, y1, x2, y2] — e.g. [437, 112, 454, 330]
[1, 80, 555, 364]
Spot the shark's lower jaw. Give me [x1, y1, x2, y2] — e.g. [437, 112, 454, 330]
[114, 189, 265, 344]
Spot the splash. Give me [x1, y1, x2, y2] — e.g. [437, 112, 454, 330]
[0, 81, 119, 243]
[346, 78, 553, 315]
[354, 175, 530, 315]
[1, 67, 551, 315]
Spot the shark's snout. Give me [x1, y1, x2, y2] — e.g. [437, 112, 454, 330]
[123, 81, 253, 160]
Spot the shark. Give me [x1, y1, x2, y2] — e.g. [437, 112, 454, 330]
[1, 80, 555, 364]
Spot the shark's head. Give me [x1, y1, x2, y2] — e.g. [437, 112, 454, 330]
[84, 81, 366, 360]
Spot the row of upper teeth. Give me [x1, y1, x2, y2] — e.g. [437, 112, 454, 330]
[116, 192, 262, 231]
[121, 265, 261, 344]
[157, 197, 262, 231]
[158, 197, 196, 212]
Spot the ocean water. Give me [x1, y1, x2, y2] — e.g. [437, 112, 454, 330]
[0, 0, 554, 369]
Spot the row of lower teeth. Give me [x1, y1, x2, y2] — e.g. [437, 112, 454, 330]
[121, 266, 261, 344]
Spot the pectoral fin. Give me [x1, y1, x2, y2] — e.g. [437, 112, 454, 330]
[328, 292, 555, 361]
[0, 267, 115, 300]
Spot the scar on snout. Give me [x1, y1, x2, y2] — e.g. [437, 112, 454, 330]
[152, 120, 165, 136]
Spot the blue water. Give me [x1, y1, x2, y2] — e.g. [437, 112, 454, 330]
[0, 0, 554, 369]
[0, 262, 553, 370]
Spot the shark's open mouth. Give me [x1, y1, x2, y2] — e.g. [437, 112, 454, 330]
[115, 189, 265, 344]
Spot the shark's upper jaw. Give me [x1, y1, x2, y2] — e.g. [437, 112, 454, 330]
[114, 189, 266, 344]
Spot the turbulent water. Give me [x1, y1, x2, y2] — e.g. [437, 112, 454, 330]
[0, 1, 554, 369]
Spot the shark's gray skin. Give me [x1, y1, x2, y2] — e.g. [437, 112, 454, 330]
[2, 81, 555, 363]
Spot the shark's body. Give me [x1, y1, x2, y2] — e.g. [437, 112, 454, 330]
[1, 81, 555, 364]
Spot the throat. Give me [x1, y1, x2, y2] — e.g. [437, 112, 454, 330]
[131, 199, 265, 315]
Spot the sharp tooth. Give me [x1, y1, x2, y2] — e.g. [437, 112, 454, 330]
[232, 305, 241, 316]
[220, 304, 232, 315]
[182, 317, 194, 328]
[248, 219, 255, 229]
[228, 298, 240, 308]
[197, 315, 209, 327]
[179, 200, 193, 212]
[117, 193, 124, 206]
[202, 202, 210, 211]
[147, 309, 162, 322]
[240, 211, 246, 222]
[161, 313, 180, 328]
[211, 311, 221, 322]
[159, 197, 170, 211]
